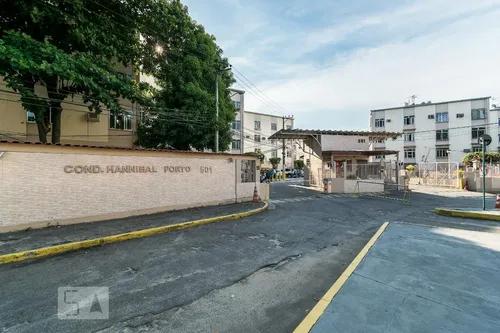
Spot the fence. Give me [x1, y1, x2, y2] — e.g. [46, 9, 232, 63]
[408, 162, 459, 187]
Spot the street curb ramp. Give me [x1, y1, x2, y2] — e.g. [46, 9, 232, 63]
[0, 201, 269, 265]
[434, 208, 500, 221]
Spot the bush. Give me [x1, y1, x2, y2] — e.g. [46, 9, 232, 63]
[294, 160, 305, 170]
[463, 152, 500, 166]
[269, 157, 281, 168]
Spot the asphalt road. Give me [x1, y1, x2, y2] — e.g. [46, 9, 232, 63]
[1, 182, 499, 332]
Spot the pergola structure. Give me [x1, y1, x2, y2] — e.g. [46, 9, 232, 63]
[269, 129, 402, 192]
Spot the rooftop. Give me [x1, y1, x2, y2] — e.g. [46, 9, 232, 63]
[269, 128, 401, 140]
[371, 96, 491, 112]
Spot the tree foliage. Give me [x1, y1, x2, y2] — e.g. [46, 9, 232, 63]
[136, 1, 235, 151]
[269, 157, 281, 168]
[294, 159, 304, 170]
[0, 0, 234, 150]
[463, 152, 500, 166]
[0, 0, 150, 143]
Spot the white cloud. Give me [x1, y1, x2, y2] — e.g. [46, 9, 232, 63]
[245, 2, 500, 129]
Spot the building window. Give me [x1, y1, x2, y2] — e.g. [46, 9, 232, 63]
[404, 133, 414, 142]
[472, 146, 482, 153]
[26, 111, 36, 123]
[271, 122, 277, 131]
[254, 134, 261, 142]
[286, 150, 291, 157]
[456, 113, 464, 118]
[403, 115, 415, 125]
[241, 160, 256, 183]
[271, 151, 277, 158]
[471, 108, 486, 120]
[472, 127, 486, 140]
[436, 129, 449, 141]
[374, 118, 385, 127]
[232, 100, 241, 110]
[404, 148, 416, 159]
[232, 140, 241, 150]
[436, 147, 449, 159]
[254, 120, 261, 130]
[358, 138, 366, 143]
[110, 110, 132, 130]
[232, 120, 241, 131]
[435, 112, 448, 123]
[428, 114, 435, 120]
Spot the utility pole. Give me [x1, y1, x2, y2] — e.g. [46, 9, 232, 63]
[282, 116, 286, 179]
[482, 138, 486, 210]
[215, 74, 219, 152]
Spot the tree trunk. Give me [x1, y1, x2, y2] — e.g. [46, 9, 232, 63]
[47, 77, 66, 144]
[50, 103, 62, 144]
[35, 116, 49, 143]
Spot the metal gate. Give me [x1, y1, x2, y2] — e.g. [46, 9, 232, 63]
[410, 162, 459, 187]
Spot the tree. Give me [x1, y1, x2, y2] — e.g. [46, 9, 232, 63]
[269, 157, 281, 168]
[0, 0, 151, 143]
[136, 0, 235, 151]
[463, 152, 500, 166]
[294, 160, 305, 170]
[245, 149, 265, 163]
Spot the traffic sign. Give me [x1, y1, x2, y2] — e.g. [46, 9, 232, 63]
[479, 134, 492, 146]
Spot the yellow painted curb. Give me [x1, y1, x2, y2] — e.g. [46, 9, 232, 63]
[293, 222, 389, 333]
[0, 201, 269, 265]
[434, 208, 500, 221]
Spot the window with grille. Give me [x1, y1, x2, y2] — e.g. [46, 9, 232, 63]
[471, 108, 486, 120]
[241, 160, 256, 183]
[404, 133, 415, 142]
[374, 118, 385, 127]
[254, 121, 261, 130]
[436, 129, 448, 141]
[404, 148, 416, 159]
[436, 147, 449, 158]
[403, 115, 415, 125]
[472, 127, 485, 140]
[435, 112, 448, 123]
[232, 140, 241, 150]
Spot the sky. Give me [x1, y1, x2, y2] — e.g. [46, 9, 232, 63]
[183, 0, 500, 130]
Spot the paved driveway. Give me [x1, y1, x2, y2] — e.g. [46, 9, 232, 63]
[0, 182, 499, 332]
[312, 222, 500, 333]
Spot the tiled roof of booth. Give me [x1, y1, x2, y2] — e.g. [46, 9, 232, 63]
[269, 129, 401, 139]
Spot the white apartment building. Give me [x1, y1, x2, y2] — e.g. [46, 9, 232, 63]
[229, 88, 245, 154]
[370, 97, 497, 165]
[242, 111, 295, 169]
[228, 88, 297, 169]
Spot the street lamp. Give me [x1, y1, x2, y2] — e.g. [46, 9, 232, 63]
[215, 65, 232, 153]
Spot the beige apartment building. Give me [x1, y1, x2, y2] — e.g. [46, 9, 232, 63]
[0, 74, 139, 148]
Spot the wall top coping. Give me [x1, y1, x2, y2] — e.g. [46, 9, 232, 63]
[0, 141, 257, 160]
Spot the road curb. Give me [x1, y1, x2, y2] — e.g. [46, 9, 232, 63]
[434, 208, 500, 221]
[0, 201, 269, 265]
[293, 222, 389, 333]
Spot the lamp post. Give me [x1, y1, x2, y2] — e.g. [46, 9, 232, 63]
[215, 65, 232, 153]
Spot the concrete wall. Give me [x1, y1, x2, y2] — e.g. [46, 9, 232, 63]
[321, 134, 371, 151]
[0, 143, 260, 232]
[464, 172, 500, 193]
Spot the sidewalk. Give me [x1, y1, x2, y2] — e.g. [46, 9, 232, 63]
[434, 207, 500, 221]
[0, 202, 264, 256]
[295, 223, 500, 333]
